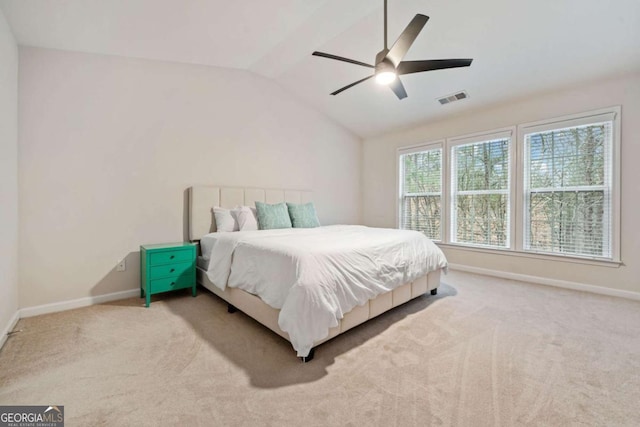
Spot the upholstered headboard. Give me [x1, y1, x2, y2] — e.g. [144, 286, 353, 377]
[188, 186, 313, 241]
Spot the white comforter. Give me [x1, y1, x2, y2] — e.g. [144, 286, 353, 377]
[201, 225, 447, 357]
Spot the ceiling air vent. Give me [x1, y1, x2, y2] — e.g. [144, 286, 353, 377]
[438, 90, 469, 105]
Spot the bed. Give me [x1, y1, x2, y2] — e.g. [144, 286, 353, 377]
[189, 186, 447, 361]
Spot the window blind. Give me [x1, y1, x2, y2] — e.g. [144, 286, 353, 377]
[451, 137, 511, 248]
[399, 147, 442, 240]
[523, 120, 613, 258]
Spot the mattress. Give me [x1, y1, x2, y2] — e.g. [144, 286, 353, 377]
[197, 255, 210, 270]
[200, 225, 447, 356]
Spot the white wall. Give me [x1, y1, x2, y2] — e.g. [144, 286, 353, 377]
[363, 73, 640, 294]
[0, 10, 19, 336]
[19, 47, 362, 308]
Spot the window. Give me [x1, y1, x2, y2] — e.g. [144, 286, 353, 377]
[450, 132, 512, 248]
[522, 112, 616, 259]
[396, 107, 620, 264]
[398, 144, 442, 241]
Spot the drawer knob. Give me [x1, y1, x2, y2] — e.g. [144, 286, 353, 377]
[170, 268, 175, 273]
[170, 282, 175, 286]
[170, 255, 175, 259]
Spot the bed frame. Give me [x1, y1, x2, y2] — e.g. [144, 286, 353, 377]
[188, 186, 442, 362]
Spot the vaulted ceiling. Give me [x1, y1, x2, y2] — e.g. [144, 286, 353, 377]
[1, 0, 639, 137]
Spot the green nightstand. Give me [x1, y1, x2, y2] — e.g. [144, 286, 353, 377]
[140, 242, 197, 307]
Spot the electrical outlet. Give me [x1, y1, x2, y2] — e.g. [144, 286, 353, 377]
[116, 259, 126, 272]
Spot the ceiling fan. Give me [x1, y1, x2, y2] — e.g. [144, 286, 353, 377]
[312, 0, 473, 100]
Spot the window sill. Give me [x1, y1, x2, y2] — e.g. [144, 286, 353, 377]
[435, 242, 622, 268]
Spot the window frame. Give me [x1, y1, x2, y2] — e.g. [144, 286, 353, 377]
[447, 127, 516, 250]
[395, 106, 621, 266]
[396, 141, 445, 242]
[516, 107, 621, 262]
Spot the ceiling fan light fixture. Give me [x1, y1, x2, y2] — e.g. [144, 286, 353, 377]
[375, 59, 397, 85]
[375, 71, 397, 85]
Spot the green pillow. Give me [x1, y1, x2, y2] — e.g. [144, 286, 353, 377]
[287, 202, 320, 228]
[255, 202, 292, 230]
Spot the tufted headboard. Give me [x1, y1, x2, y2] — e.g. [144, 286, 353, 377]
[188, 186, 313, 241]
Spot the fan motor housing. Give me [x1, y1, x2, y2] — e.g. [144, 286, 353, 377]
[375, 49, 391, 66]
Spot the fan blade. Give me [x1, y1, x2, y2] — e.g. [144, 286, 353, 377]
[385, 14, 429, 67]
[312, 51, 375, 69]
[389, 77, 408, 100]
[331, 75, 374, 96]
[397, 59, 473, 75]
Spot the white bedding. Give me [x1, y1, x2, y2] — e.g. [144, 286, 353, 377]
[201, 225, 447, 357]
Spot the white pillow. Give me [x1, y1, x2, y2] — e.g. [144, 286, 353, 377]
[233, 206, 258, 231]
[212, 207, 239, 232]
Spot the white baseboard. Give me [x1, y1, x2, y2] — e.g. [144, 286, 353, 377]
[20, 289, 140, 318]
[448, 263, 640, 301]
[1, 310, 20, 350]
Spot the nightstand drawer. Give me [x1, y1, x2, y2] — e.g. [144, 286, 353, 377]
[149, 249, 193, 265]
[150, 274, 194, 294]
[149, 260, 193, 279]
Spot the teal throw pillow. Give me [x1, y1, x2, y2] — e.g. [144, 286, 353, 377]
[255, 202, 292, 230]
[287, 202, 320, 228]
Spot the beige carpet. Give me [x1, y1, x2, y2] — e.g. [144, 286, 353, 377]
[1, 271, 639, 426]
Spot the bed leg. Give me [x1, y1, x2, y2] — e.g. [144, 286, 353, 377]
[301, 348, 315, 363]
[430, 288, 438, 296]
[227, 303, 238, 313]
